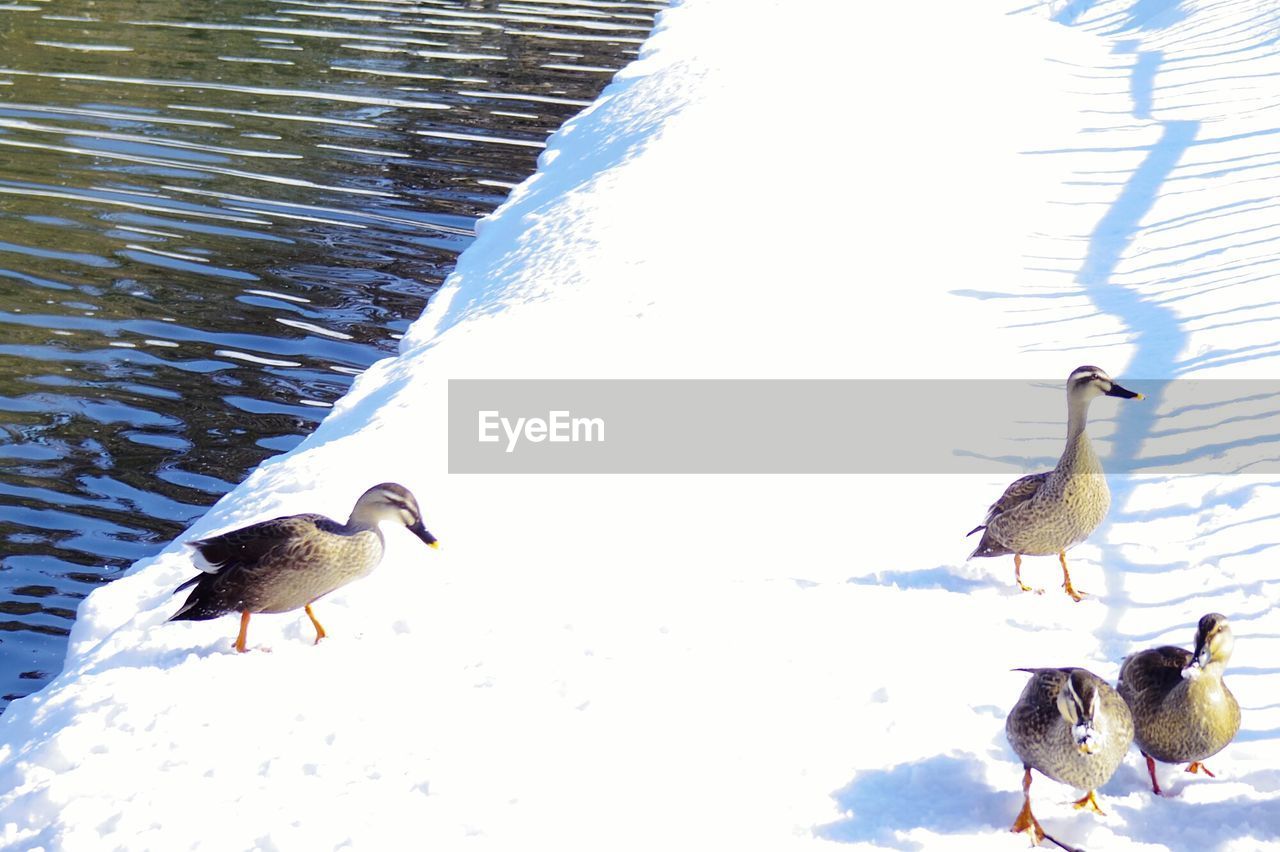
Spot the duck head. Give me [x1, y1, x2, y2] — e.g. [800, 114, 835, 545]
[1187, 612, 1234, 675]
[1067, 365, 1144, 404]
[1057, 669, 1103, 755]
[350, 482, 439, 549]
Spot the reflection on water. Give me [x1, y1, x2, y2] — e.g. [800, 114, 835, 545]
[0, 0, 659, 709]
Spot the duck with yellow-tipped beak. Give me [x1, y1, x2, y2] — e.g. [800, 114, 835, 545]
[968, 365, 1143, 600]
[169, 482, 439, 652]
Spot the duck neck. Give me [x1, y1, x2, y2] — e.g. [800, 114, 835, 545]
[345, 508, 378, 532]
[1191, 660, 1227, 683]
[1184, 664, 1231, 711]
[1058, 397, 1100, 473]
[343, 515, 386, 546]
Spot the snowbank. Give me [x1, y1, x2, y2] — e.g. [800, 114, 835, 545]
[3, 1, 1280, 850]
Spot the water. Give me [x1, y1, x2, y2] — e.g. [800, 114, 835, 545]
[0, 0, 659, 710]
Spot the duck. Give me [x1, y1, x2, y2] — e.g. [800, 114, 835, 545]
[968, 365, 1143, 600]
[169, 482, 438, 652]
[1006, 667, 1134, 846]
[1117, 612, 1241, 795]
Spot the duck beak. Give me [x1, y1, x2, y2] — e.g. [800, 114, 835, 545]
[1105, 382, 1143, 400]
[1191, 635, 1210, 670]
[1073, 724, 1099, 755]
[409, 521, 439, 550]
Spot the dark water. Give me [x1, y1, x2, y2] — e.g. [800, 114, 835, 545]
[0, 0, 659, 710]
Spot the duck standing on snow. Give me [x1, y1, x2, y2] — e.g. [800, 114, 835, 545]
[169, 482, 438, 652]
[968, 365, 1143, 600]
[1117, 613, 1241, 795]
[1005, 667, 1133, 846]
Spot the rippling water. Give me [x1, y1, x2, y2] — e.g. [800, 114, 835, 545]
[0, 0, 658, 709]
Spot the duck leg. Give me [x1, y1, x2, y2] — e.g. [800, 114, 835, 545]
[1014, 554, 1043, 594]
[304, 603, 327, 644]
[1144, 753, 1163, 795]
[1010, 767, 1046, 845]
[1071, 789, 1105, 815]
[1058, 550, 1086, 602]
[234, 610, 251, 653]
[1185, 761, 1216, 777]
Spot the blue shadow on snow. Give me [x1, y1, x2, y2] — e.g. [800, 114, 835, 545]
[816, 754, 1016, 848]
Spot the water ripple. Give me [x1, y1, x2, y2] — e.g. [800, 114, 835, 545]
[0, 0, 654, 713]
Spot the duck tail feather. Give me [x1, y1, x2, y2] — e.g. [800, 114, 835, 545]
[168, 594, 223, 622]
[185, 542, 225, 574]
[968, 532, 1011, 560]
[173, 573, 202, 594]
[167, 574, 226, 622]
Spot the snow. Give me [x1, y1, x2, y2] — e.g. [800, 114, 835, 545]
[3, 0, 1280, 849]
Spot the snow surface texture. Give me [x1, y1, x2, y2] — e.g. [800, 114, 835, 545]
[3, 0, 1280, 849]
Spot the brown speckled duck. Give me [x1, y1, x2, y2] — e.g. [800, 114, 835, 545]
[1005, 667, 1134, 846]
[1117, 613, 1241, 795]
[169, 483, 438, 652]
[968, 366, 1143, 601]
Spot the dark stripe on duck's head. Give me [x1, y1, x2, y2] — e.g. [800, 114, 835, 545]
[1068, 670, 1098, 718]
[1063, 670, 1102, 753]
[354, 483, 417, 521]
[1199, 612, 1227, 636]
[1069, 365, 1107, 386]
[1066, 365, 1144, 400]
[1191, 612, 1233, 668]
[352, 483, 439, 550]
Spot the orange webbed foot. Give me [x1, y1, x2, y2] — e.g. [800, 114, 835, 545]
[1010, 800, 1046, 846]
[1058, 551, 1087, 601]
[1072, 789, 1105, 815]
[1014, 555, 1045, 595]
[1011, 768, 1046, 846]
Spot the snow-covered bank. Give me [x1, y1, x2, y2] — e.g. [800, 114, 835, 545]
[3, 1, 1280, 849]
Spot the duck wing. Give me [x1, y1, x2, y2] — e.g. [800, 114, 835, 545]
[967, 471, 1050, 537]
[1117, 645, 1192, 704]
[187, 515, 329, 570]
[170, 514, 334, 619]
